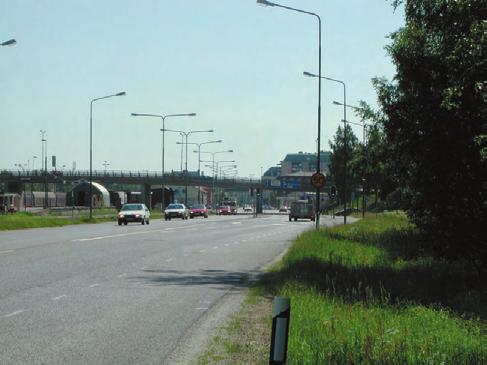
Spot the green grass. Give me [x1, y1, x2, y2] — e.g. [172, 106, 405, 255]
[259, 212, 487, 364]
[0, 212, 114, 230]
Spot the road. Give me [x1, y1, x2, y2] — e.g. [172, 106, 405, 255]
[0, 214, 340, 364]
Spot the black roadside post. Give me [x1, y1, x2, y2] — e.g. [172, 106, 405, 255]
[269, 297, 291, 364]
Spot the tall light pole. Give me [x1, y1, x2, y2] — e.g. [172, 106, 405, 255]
[1, 39, 16, 47]
[131, 112, 196, 212]
[304, 71, 347, 224]
[40, 130, 48, 209]
[199, 150, 234, 209]
[32, 156, 37, 171]
[177, 139, 222, 203]
[90, 91, 125, 219]
[258, 0, 322, 229]
[164, 128, 214, 206]
[102, 161, 110, 173]
[333, 101, 369, 218]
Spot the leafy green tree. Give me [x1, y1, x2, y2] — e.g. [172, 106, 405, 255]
[328, 124, 360, 207]
[375, 0, 486, 266]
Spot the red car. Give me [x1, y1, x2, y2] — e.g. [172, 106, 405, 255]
[189, 204, 208, 219]
[217, 205, 232, 215]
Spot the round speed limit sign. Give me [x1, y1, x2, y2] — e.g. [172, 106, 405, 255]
[311, 172, 326, 189]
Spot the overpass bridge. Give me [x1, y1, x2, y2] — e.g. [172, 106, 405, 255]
[0, 169, 320, 192]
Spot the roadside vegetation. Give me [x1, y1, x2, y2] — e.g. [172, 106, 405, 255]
[0, 212, 114, 230]
[203, 213, 487, 364]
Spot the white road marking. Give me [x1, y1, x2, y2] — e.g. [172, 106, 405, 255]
[89, 283, 100, 288]
[272, 224, 285, 226]
[52, 295, 67, 301]
[0, 250, 15, 255]
[117, 273, 127, 278]
[242, 240, 247, 243]
[166, 258, 173, 262]
[72, 229, 162, 242]
[231, 222, 242, 225]
[224, 244, 229, 247]
[4, 310, 24, 318]
[195, 307, 208, 310]
[199, 249, 206, 253]
[213, 246, 219, 249]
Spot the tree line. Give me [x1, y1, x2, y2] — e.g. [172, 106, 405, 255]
[327, 0, 486, 269]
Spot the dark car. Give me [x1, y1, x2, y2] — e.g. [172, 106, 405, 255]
[189, 204, 208, 219]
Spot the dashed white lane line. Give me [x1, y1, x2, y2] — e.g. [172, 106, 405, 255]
[117, 273, 127, 278]
[166, 258, 174, 262]
[195, 307, 208, 310]
[72, 229, 164, 242]
[242, 240, 247, 243]
[224, 244, 229, 247]
[3, 310, 24, 318]
[0, 250, 15, 255]
[89, 283, 100, 288]
[52, 294, 67, 301]
[213, 246, 219, 249]
[199, 249, 206, 253]
[231, 222, 242, 225]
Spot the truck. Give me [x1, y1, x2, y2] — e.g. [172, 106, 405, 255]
[289, 200, 315, 222]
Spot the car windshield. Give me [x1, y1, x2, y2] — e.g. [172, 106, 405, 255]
[192, 204, 205, 209]
[167, 204, 183, 209]
[121, 204, 143, 211]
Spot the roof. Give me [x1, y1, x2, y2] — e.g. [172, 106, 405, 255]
[283, 151, 331, 163]
[263, 166, 281, 177]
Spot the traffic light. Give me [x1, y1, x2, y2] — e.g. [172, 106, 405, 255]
[250, 188, 254, 196]
[331, 186, 337, 197]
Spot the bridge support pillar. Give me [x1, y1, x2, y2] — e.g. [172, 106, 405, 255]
[143, 184, 151, 208]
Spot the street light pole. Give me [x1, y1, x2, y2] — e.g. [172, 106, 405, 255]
[333, 101, 368, 217]
[90, 91, 125, 219]
[304, 72, 347, 224]
[199, 150, 234, 209]
[178, 140, 222, 203]
[257, 0, 322, 230]
[131, 112, 196, 213]
[165, 128, 213, 206]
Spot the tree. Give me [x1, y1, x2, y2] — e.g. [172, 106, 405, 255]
[328, 124, 360, 207]
[375, 0, 486, 266]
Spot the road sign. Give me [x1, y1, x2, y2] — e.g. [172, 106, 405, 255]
[310, 172, 326, 189]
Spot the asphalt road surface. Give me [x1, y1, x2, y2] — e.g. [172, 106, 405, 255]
[0, 214, 340, 364]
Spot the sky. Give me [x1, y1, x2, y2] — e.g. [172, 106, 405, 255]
[1, 0, 404, 178]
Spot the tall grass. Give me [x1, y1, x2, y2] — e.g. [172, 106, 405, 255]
[259, 212, 487, 364]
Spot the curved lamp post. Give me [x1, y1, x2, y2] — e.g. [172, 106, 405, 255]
[304, 71, 348, 224]
[131, 112, 196, 212]
[1, 39, 16, 47]
[177, 139, 222, 203]
[258, 0, 322, 229]
[161, 128, 213, 206]
[89, 91, 125, 219]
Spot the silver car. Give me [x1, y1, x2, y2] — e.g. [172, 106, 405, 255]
[117, 203, 150, 225]
[164, 203, 189, 220]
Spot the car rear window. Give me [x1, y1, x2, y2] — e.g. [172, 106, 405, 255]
[167, 204, 183, 209]
[121, 204, 142, 211]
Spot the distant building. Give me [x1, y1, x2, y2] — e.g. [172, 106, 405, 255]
[280, 151, 330, 175]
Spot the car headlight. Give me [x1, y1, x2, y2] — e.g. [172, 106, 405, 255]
[118, 214, 124, 218]
[135, 214, 140, 217]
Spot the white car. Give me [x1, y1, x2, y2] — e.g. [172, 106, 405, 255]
[164, 203, 189, 220]
[118, 203, 150, 225]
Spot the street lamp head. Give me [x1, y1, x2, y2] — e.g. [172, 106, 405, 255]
[303, 71, 317, 78]
[257, 0, 276, 6]
[115, 91, 126, 96]
[1, 39, 16, 46]
[333, 101, 342, 105]
[228, 149, 234, 153]
[131, 113, 140, 117]
[188, 113, 197, 116]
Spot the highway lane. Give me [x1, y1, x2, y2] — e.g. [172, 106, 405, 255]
[0, 215, 337, 364]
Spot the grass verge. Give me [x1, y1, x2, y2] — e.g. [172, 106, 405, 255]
[0, 212, 114, 230]
[202, 212, 487, 364]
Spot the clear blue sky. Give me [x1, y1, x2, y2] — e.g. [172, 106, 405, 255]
[1, 0, 404, 177]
